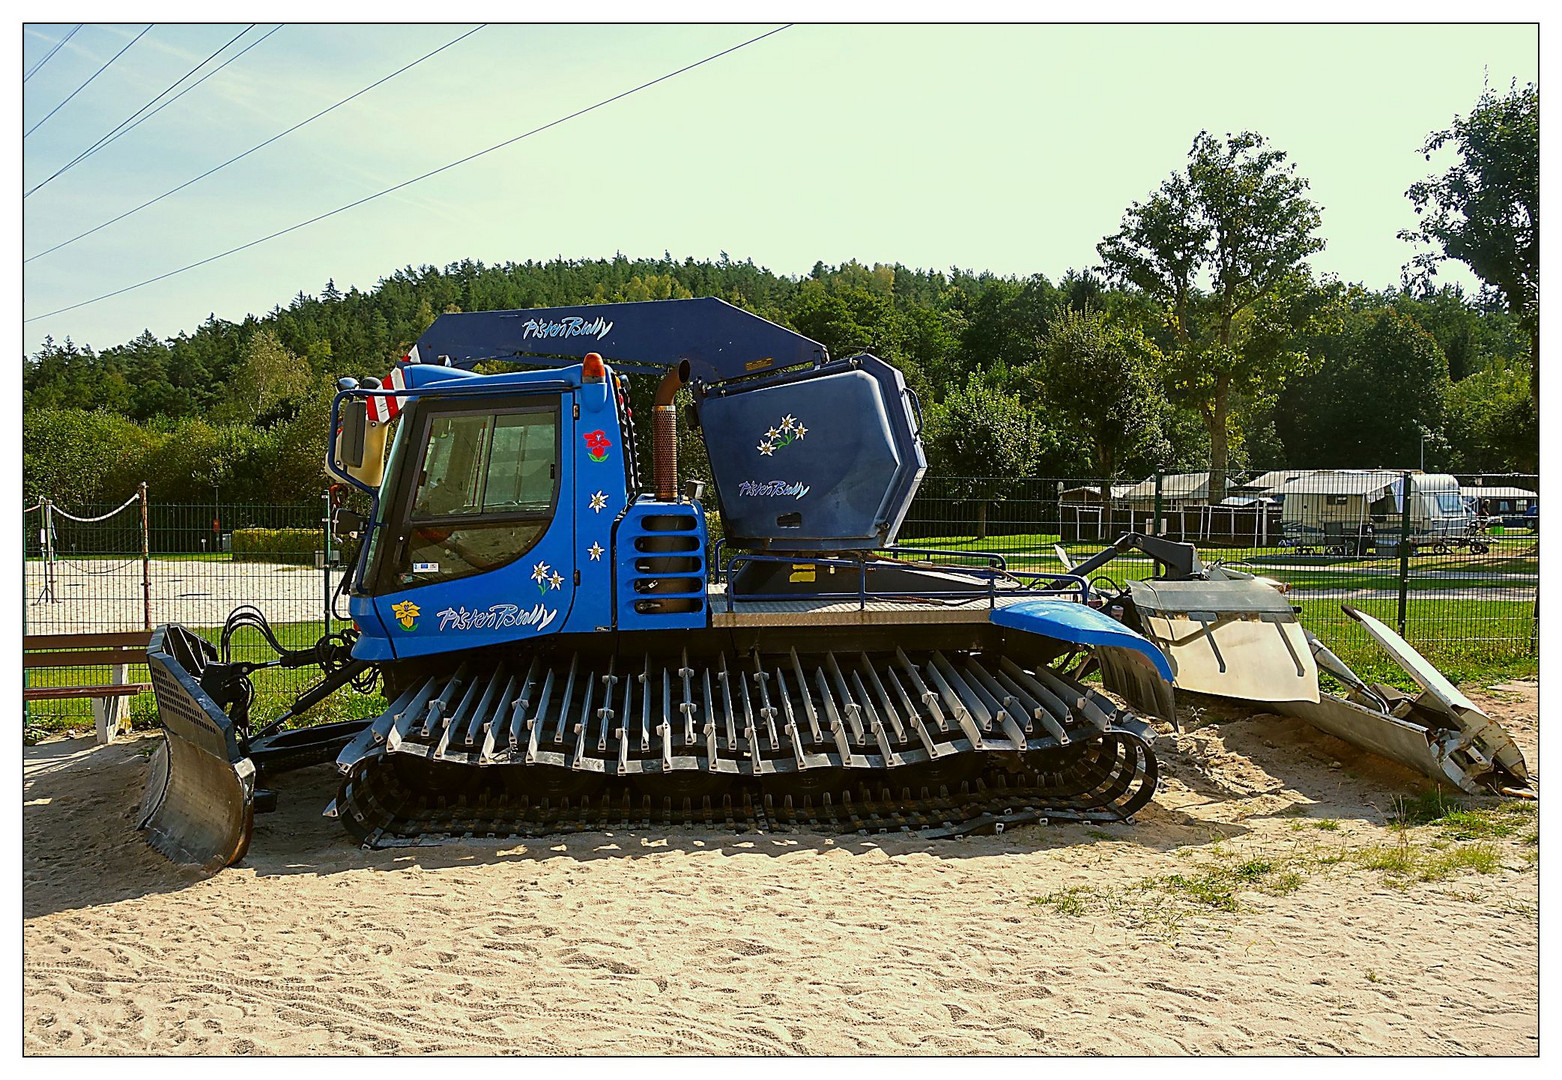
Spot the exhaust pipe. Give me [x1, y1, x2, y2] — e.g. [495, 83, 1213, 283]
[652, 360, 689, 501]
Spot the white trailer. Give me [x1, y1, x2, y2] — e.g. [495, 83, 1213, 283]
[1278, 471, 1474, 554]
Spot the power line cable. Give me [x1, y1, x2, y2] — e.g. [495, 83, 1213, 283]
[64, 25, 284, 174]
[24, 24, 83, 82]
[26, 25, 257, 198]
[24, 25, 152, 138]
[24, 24, 792, 324]
[27, 24, 482, 261]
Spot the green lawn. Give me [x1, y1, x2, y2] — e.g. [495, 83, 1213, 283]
[23, 574, 1536, 736]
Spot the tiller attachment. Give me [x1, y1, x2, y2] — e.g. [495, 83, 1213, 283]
[1103, 564, 1530, 796]
[1283, 607, 1530, 795]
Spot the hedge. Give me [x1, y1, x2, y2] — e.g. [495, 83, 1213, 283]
[231, 527, 323, 564]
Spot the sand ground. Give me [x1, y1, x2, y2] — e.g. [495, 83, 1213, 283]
[24, 682, 1538, 1056]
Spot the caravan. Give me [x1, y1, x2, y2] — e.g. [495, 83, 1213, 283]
[1278, 471, 1474, 555]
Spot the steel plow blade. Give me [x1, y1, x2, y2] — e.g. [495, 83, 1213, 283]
[139, 626, 256, 870]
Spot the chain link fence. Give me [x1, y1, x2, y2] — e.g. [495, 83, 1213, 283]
[900, 470, 1538, 678]
[23, 470, 1538, 727]
[23, 492, 349, 727]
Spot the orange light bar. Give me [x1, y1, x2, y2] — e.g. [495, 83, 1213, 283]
[582, 352, 606, 382]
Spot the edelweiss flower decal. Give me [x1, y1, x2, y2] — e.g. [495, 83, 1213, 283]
[583, 429, 612, 462]
[531, 560, 564, 595]
[756, 413, 807, 456]
[391, 600, 420, 630]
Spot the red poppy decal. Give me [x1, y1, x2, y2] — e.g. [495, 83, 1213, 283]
[584, 429, 612, 462]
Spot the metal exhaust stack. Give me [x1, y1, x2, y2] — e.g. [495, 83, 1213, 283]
[652, 360, 689, 501]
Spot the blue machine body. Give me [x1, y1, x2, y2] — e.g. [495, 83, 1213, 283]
[346, 360, 633, 661]
[412, 296, 826, 382]
[697, 356, 925, 551]
[335, 299, 1167, 682]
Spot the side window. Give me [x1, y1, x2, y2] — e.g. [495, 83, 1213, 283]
[483, 413, 557, 513]
[386, 404, 560, 589]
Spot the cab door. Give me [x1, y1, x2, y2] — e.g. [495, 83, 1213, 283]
[365, 394, 576, 658]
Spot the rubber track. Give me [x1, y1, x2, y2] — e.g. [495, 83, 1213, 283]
[329, 647, 1160, 845]
[333, 731, 1157, 845]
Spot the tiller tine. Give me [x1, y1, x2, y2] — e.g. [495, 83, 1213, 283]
[140, 625, 257, 870]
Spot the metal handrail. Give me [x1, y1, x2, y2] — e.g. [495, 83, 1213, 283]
[718, 549, 1089, 612]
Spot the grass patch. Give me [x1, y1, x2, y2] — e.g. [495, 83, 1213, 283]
[1032, 820, 1527, 942]
[1350, 835, 1502, 887]
[1138, 856, 1294, 914]
[1389, 791, 1537, 840]
[1151, 872, 1241, 912]
[1033, 887, 1091, 917]
[1315, 819, 1341, 832]
[1268, 871, 1305, 895]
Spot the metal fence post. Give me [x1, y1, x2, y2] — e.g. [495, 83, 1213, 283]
[41, 499, 56, 604]
[322, 489, 333, 635]
[1152, 472, 1163, 536]
[23, 536, 31, 725]
[140, 481, 152, 630]
[1397, 470, 1412, 638]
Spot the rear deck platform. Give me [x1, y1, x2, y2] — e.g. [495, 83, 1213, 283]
[707, 585, 1047, 627]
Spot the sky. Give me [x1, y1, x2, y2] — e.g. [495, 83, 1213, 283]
[18, 19, 1541, 355]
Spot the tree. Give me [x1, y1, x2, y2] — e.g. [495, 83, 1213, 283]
[1400, 82, 1538, 402]
[924, 373, 1050, 539]
[1274, 305, 1449, 468]
[1027, 308, 1168, 498]
[1098, 130, 1326, 502]
[222, 328, 309, 424]
[1442, 359, 1538, 473]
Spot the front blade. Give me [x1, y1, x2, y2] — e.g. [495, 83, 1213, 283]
[141, 626, 256, 870]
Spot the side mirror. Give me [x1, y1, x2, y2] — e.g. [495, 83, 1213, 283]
[327, 389, 390, 488]
[334, 506, 365, 540]
[338, 398, 368, 470]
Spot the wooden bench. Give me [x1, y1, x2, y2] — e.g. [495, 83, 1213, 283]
[23, 630, 155, 744]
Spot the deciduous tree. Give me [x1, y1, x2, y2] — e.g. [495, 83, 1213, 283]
[1400, 82, 1538, 402]
[1098, 130, 1327, 502]
[924, 373, 1050, 539]
[1027, 307, 1169, 498]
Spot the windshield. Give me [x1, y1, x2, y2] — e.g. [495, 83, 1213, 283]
[411, 411, 557, 518]
[375, 400, 561, 592]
